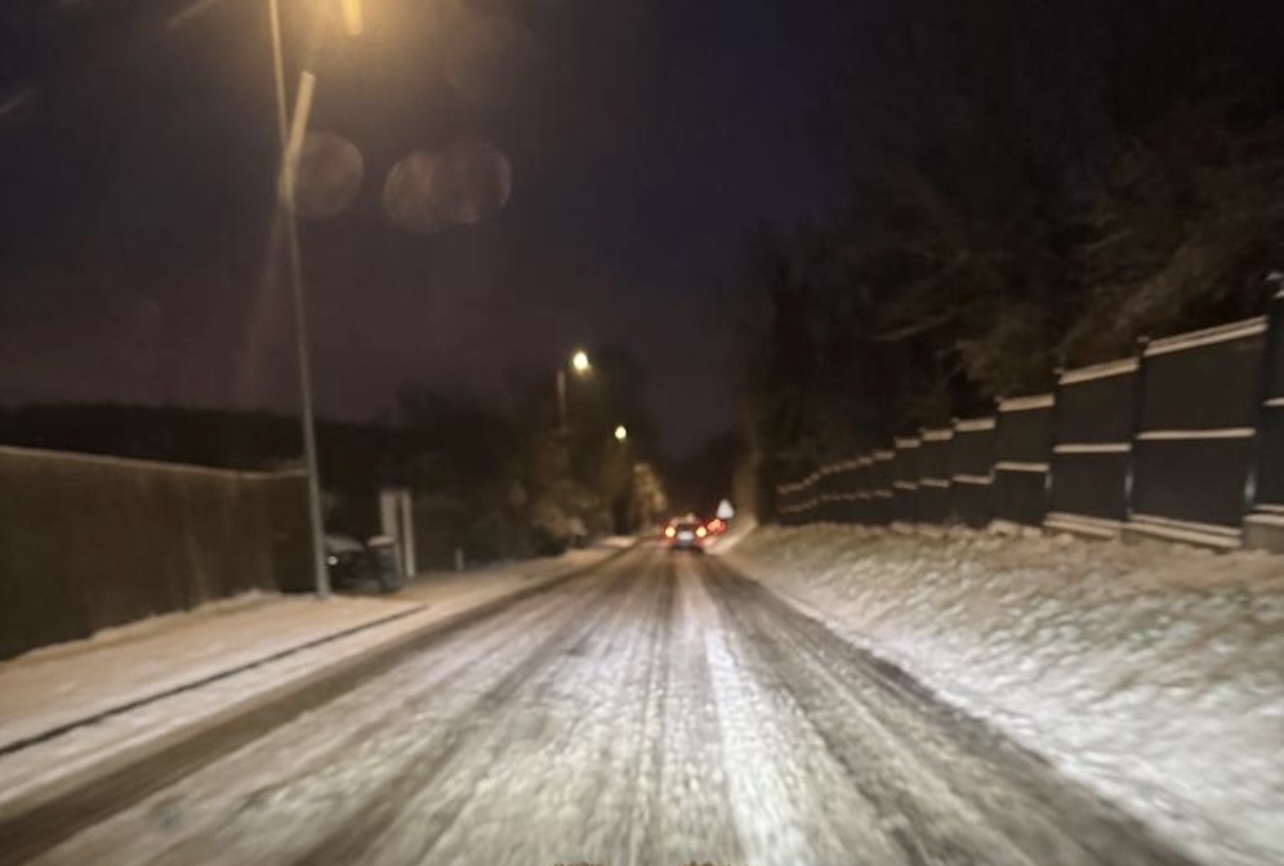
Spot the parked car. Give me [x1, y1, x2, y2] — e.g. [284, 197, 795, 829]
[324, 533, 370, 588]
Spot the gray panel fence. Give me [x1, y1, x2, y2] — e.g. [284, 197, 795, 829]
[775, 299, 1284, 552]
[871, 450, 895, 525]
[847, 458, 873, 524]
[893, 437, 921, 522]
[1046, 359, 1138, 537]
[950, 417, 995, 527]
[1128, 318, 1267, 547]
[818, 461, 848, 523]
[918, 429, 953, 523]
[1247, 289, 1284, 549]
[827, 457, 863, 524]
[993, 394, 1053, 526]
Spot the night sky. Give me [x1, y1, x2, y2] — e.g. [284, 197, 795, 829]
[0, 0, 843, 455]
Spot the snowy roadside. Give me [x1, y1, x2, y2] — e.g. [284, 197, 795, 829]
[725, 524, 1284, 866]
[0, 542, 630, 825]
[404, 537, 636, 594]
[0, 594, 426, 754]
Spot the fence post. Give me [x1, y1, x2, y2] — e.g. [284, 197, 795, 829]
[948, 417, 960, 525]
[990, 397, 1004, 527]
[1247, 277, 1284, 515]
[1124, 336, 1150, 524]
[986, 398, 1000, 527]
[1046, 368, 1064, 516]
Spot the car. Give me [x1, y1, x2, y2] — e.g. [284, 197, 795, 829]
[663, 516, 708, 552]
[324, 533, 370, 588]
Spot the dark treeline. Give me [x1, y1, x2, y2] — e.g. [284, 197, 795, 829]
[0, 342, 673, 553]
[739, 0, 1284, 505]
[0, 403, 402, 487]
[662, 431, 747, 517]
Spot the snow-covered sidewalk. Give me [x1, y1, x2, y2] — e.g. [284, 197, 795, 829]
[0, 593, 425, 754]
[727, 524, 1284, 866]
[0, 542, 627, 823]
[401, 536, 635, 602]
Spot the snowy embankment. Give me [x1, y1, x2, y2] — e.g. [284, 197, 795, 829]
[728, 524, 1284, 866]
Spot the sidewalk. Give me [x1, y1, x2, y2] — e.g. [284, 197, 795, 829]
[0, 594, 426, 755]
[0, 540, 630, 828]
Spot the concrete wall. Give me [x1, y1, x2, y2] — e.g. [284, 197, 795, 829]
[0, 446, 309, 659]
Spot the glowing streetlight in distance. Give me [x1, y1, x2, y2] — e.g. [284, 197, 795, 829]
[614, 425, 628, 442]
[341, 0, 364, 36]
[571, 349, 591, 374]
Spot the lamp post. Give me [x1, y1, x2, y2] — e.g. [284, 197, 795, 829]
[556, 349, 591, 432]
[265, 0, 364, 598]
[612, 424, 631, 533]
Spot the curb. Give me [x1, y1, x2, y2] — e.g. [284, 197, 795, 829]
[0, 542, 637, 866]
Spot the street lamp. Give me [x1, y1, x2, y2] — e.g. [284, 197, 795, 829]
[340, 0, 364, 35]
[557, 349, 591, 432]
[613, 424, 632, 533]
[265, 0, 364, 598]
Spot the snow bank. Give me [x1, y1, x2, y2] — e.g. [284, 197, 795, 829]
[706, 515, 757, 554]
[728, 524, 1284, 866]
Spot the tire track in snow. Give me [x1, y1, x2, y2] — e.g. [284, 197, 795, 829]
[30, 552, 643, 866]
[621, 553, 675, 866]
[652, 556, 744, 864]
[375, 557, 677, 866]
[701, 557, 1205, 866]
[280, 560, 644, 866]
[693, 560, 905, 865]
[19, 548, 1209, 866]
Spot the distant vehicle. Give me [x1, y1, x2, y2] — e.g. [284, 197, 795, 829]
[324, 534, 369, 588]
[663, 516, 708, 552]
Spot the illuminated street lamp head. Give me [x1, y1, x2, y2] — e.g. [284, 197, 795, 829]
[341, 0, 365, 36]
[614, 425, 628, 442]
[571, 350, 591, 374]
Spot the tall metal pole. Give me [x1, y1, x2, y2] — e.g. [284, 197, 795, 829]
[269, 0, 329, 597]
[556, 367, 567, 433]
[267, 0, 289, 144]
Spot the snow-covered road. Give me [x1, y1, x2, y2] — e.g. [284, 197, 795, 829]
[23, 547, 1201, 866]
